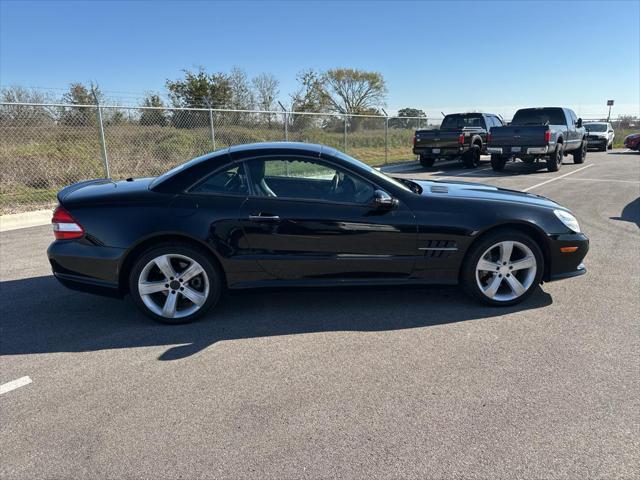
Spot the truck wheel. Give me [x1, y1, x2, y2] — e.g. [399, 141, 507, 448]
[572, 141, 587, 164]
[463, 144, 481, 168]
[419, 155, 435, 168]
[546, 144, 562, 172]
[490, 154, 506, 171]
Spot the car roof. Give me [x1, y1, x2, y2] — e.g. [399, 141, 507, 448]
[229, 142, 323, 155]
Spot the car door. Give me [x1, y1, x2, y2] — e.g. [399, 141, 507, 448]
[182, 161, 265, 284]
[238, 155, 418, 281]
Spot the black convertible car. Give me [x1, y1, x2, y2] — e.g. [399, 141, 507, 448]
[48, 143, 588, 324]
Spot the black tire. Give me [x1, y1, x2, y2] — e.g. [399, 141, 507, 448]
[460, 228, 544, 307]
[607, 142, 613, 150]
[129, 243, 222, 324]
[419, 155, 435, 168]
[572, 140, 587, 164]
[490, 154, 506, 171]
[463, 144, 481, 168]
[546, 144, 563, 172]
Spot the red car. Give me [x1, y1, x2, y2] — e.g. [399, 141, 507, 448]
[623, 132, 640, 151]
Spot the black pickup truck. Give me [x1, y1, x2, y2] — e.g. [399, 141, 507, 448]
[487, 107, 587, 172]
[413, 113, 504, 168]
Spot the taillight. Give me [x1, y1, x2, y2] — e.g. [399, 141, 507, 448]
[458, 133, 465, 145]
[52, 206, 84, 240]
[544, 130, 551, 143]
[412, 135, 416, 146]
[487, 132, 492, 144]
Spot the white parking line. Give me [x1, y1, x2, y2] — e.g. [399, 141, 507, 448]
[437, 166, 493, 181]
[523, 165, 594, 192]
[0, 376, 32, 395]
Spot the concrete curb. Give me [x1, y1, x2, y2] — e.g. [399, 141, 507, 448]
[0, 209, 52, 232]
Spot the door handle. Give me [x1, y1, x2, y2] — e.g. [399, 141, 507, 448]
[248, 213, 280, 222]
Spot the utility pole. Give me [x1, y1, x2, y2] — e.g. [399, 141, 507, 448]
[607, 100, 614, 122]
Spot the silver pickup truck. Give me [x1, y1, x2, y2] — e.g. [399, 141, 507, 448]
[487, 107, 587, 172]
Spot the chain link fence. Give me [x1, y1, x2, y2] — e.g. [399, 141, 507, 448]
[0, 102, 428, 214]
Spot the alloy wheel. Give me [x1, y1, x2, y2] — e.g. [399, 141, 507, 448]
[138, 254, 210, 319]
[475, 241, 537, 302]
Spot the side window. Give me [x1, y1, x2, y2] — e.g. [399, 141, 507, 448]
[569, 110, 578, 125]
[190, 163, 248, 195]
[246, 158, 375, 204]
[493, 116, 503, 127]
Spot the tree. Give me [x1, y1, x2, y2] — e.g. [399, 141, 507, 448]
[321, 68, 387, 115]
[166, 67, 231, 108]
[229, 66, 254, 110]
[60, 82, 102, 126]
[388, 107, 426, 129]
[252, 73, 279, 127]
[290, 69, 330, 113]
[139, 93, 167, 126]
[166, 68, 232, 127]
[0, 86, 55, 126]
[252, 73, 279, 111]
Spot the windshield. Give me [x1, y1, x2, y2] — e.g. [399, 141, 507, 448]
[585, 123, 607, 132]
[333, 150, 413, 193]
[440, 114, 483, 129]
[511, 108, 566, 126]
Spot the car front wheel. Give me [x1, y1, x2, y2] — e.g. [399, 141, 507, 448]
[129, 243, 222, 324]
[461, 230, 544, 306]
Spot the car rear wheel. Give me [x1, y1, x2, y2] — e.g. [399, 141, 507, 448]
[572, 140, 587, 164]
[490, 154, 506, 171]
[461, 230, 543, 306]
[463, 144, 481, 168]
[129, 244, 222, 324]
[546, 144, 562, 172]
[419, 155, 435, 168]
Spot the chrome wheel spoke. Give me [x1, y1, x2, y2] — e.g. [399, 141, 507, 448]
[181, 286, 206, 306]
[138, 281, 167, 295]
[477, 258, 498, 271]
[510, 256, 535, 271]
[154, 255, 176, 280]
[180, 262, 204, 283]
[500, 241, 514, 264]
[162, 292, 178, 318]
[483, 274, 502, 298]
[505, 275, 526, 297]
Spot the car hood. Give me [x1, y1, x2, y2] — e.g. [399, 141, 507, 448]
[413, 179, 562, 209]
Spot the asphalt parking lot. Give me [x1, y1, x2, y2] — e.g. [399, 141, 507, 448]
[1, 149, 639, 479]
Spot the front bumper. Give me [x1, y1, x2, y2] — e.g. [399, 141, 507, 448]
[48, 240, 125, 297]
[545, 232, 589, 282]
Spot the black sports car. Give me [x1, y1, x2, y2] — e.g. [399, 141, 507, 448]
[48, 142, 589, 324]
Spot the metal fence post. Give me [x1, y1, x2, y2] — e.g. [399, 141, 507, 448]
[284, 112, 289, 141]
[384, 116, 389, 165]
[344, 115, 348, 151]
[95, 104, 110, 178]
[208, 108, 216, 150]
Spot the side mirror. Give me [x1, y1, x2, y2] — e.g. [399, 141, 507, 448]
[372, 190, 398, 210]
[576, 118, 583, 128]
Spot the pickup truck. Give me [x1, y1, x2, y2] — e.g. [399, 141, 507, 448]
[413, 113, 504, 169]
[487, 107, 587, 172]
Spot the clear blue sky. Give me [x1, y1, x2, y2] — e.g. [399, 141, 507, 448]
[1, 0, 638, 118]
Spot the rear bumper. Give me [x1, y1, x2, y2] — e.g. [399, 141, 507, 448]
[48, 240, 125, 297]
[488, 146, 549, 155]
[545, 232, 589, 282]
[414, 146, 464, 157]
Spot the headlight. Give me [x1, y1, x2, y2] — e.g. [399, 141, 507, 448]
[554, 209, 580, 233]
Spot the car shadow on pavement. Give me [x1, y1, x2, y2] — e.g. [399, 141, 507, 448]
[1, 275, 553, 361]
[611, 196, 640, 228]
